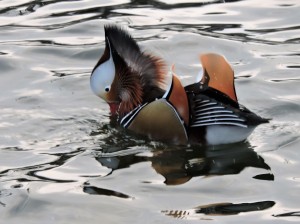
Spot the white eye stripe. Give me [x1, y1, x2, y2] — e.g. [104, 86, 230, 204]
[90, 41, 115, 98]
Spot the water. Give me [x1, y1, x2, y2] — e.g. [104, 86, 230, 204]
[0, 0, 299, 223]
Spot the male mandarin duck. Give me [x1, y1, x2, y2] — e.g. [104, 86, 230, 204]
[90, 25, 269, 145]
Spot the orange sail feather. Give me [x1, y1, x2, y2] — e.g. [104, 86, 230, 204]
[200, 53, 238, 102]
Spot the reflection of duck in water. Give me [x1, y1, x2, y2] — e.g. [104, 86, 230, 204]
[96, 142, 273, 185]
[151, 143, 273, 185]
[90, 25, 269, 145]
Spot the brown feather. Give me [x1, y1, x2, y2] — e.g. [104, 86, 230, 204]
[138, 53, 167, 103]
[140, 53, 166, 88]
[104, 25, 167, 115]
[117, 67, 143, 116]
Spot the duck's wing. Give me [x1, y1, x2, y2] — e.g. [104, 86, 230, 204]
[185, 53, 269, 128]
[185, 82, 269, 128]
[120, 99, 188, 144]
[186, 53, 244, 128]
[187, 92, 248, 128]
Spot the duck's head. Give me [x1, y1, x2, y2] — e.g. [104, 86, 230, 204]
[91, 25, 166, 117]
[90, 25, 145, 116]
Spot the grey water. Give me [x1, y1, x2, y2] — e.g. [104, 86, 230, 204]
[0, 0, 299, 223]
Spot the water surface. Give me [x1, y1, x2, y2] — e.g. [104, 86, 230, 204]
[0, 0, 300, 223]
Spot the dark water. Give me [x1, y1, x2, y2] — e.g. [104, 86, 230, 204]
[0, 0, 300, 223]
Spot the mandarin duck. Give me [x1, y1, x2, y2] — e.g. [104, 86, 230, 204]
[90, 25, 269, 145]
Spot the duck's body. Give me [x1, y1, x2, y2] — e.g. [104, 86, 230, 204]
[90, 25, 268, 145]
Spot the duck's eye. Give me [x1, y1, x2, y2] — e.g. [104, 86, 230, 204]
[105, 86, 110, 92]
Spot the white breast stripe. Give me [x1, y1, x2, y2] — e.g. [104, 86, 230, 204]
[120, 103, 148, 128]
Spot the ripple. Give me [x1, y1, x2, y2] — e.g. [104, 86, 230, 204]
[83, 185, 133, 199]
[274, 211, 300, 218]
[162, 201, 275, 219]
[0, 0, 299, 223]
[270, 77, 300, 82]
[0, 150, 57, 174]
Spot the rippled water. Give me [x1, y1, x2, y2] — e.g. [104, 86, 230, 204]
[0, 0, 299, 223]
